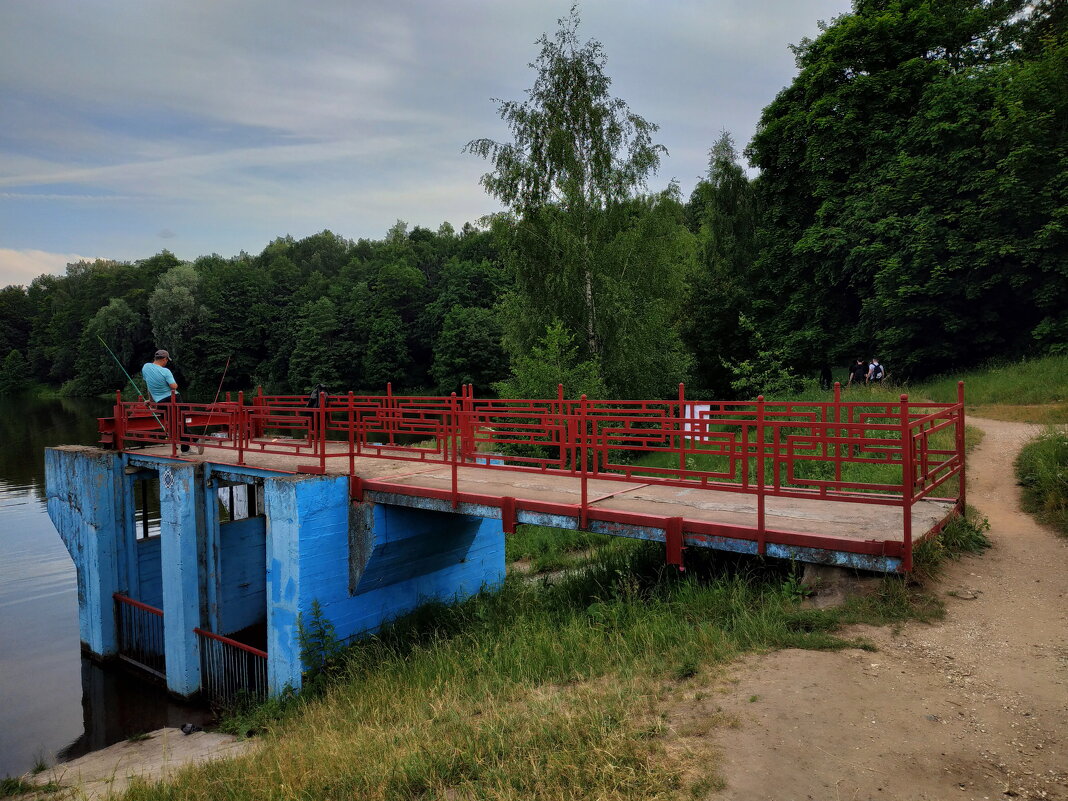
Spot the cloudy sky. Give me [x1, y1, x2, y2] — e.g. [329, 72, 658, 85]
[0, 0, 852, 287]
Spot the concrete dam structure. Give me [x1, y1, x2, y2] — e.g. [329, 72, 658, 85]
[45, 383, 965, 702]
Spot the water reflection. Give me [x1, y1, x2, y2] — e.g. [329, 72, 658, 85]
[58, 658, 213, 764]
[0, 395, 205, 778]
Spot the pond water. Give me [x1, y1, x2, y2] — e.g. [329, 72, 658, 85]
[0, 395, 205, 778]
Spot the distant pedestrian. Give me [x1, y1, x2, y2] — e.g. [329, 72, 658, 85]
[867, 358, 884, 384]
[847, 358, 867, 388]
[142, 349, 190, 452]
[819, 363, 833, 391]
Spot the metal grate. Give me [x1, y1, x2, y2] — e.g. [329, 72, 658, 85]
[195, 628, 267, 705]
[114, 593, 165, 678]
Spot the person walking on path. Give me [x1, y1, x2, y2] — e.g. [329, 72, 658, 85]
[142, 349, 191, 452]
[847, 358, 868, 388]
[867, 358, 884, 384]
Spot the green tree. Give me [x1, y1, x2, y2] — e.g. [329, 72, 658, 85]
[73, 298, 142, 396]
[288, 298, 343, 392]
[430, 306, 508, 394]
[685, 132, 757, 395]
[467, 6, 690, 398]
[0, 349, 31, 395]
[362, 311, 410, 390]
[147, 263, 204, 361]
[0, 286, 33, 357]
[493, 320, 605, 400]
[745, 0, 1047, 378]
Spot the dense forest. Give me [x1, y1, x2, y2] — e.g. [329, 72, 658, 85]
[0, 0, 1064, 401]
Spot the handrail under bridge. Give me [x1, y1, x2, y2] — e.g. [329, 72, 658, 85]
[99, 382, 967, 572]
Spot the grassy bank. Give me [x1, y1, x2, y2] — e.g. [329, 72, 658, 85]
[1015, 429, 1068, 536]
[117, 508, 987, 801]
[908, 355, 1068, 423]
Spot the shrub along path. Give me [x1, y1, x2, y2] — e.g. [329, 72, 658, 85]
[698, 417, 1068, 800]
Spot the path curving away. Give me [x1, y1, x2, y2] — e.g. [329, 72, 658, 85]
[687, 417, 1068, 801]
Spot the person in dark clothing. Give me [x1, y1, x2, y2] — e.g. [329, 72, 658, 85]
[819, 363, 833, 391]
[846, 358, 868, 388]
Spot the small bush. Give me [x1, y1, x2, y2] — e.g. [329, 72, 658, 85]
[913, 508, 992, 580]
[1015, 429, 1068, 536]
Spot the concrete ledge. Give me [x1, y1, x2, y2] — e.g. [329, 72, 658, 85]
[26, 727, 254, 800]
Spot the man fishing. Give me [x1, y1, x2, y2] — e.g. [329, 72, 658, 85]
[142, 349, 190, 453]
[142, 349, 179, 402]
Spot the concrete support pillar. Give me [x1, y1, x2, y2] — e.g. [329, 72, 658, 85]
[263, 475, 352, 694]
[45, 448, 128, 657]
[157, 461, 206, 697]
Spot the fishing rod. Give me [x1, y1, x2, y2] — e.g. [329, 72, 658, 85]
[97, 336, 167, 434]
[197, 354, 232, 439]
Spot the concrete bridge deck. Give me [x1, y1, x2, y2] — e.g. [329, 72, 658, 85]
[126, 441, 956, 572]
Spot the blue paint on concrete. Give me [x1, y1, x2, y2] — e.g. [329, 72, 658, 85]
[262, 475, 307, 694]
[262, 475, 506, 694]
[157, 461, 206, 696]
[48, 449, 508, 699]
[765, 543, 900, 572]
[342, 503, 505, 637]
[136, 537, 163, 609]
[218, 516, 266, 635]
[45, 448, 126, 656]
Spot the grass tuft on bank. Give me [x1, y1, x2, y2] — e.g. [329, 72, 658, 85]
[1015, 429, 1068, 536]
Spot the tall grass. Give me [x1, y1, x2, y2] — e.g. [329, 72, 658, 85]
[1015, 429, 1068, 536]
[121, 534, 980, 801]
[911, 354, 1068, 406]
[506, 525, 617, 573]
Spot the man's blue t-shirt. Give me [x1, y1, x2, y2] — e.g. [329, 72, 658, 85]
[142, 362, 176, 402]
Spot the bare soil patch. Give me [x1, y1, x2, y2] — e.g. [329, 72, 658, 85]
[672, 417, 1068, 801]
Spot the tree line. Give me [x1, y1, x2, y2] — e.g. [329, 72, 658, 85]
[1, 0, 1064, 401]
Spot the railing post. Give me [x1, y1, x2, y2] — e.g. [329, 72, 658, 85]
[956, 380, 966, 515]
[901, 393, 914, 572]
[678, 382, 686, 474]
[170, 389, 178, 458]
[833, 382, 842, 484]
[252, 386, 264, 439]
[557, 383, 566, 469]
[450, 392, 459, 508]
[237, 391, 246, 466]
[114, 390, 125, 452]
[580, 394, 589, 530]
[319, 393, 328, 472]
[348, 390, 355, 475]
[386, 382, 395, 446]
[756, 395, 766, 555]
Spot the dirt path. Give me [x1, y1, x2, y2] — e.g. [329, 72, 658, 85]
[693, 417, 1068, 801]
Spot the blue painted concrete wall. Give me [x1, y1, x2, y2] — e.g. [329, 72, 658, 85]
[347, 503, 505, 633]
[263, 474, 506, 694]
[136, 537, 163, 609]
[156, 461, 206, 696]
[45, 448, 127, 656]
[218, 516, 266, 635]
[48, 448, 508, 700]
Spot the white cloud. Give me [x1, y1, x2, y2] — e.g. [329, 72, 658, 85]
[0, 0, 853, 261]
[0, 248, 95, 288]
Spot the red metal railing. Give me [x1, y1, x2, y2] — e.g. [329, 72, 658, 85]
[100, 382, 967, 571]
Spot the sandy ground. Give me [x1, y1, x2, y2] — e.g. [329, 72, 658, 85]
[681, 417, 1068, 801]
